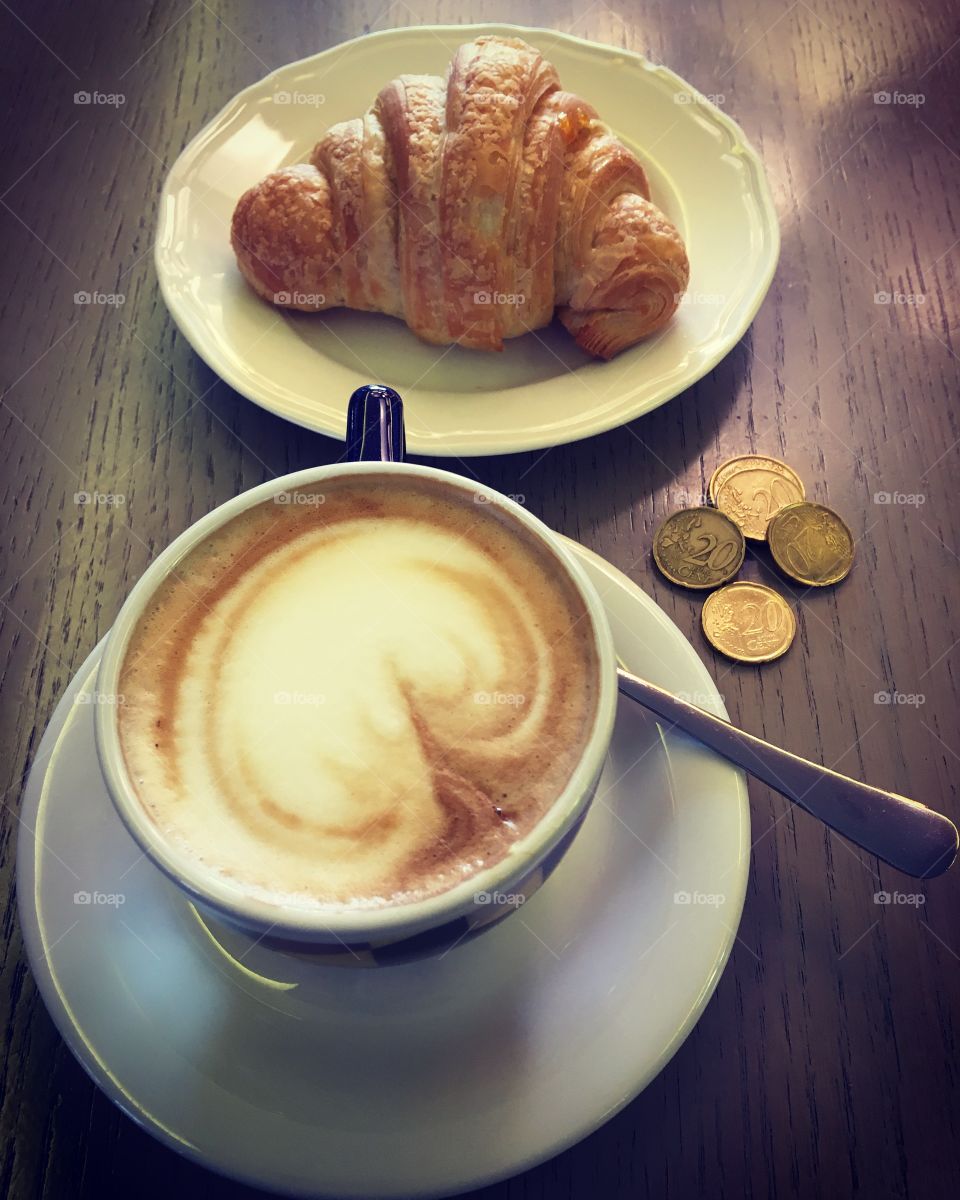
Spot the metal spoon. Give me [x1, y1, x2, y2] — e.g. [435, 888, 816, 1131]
[616, 666, 958, 879]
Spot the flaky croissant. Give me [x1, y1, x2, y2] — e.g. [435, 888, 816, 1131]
[231, 35, 689, 359]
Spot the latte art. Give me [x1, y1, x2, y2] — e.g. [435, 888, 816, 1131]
[118, 475, 600, 910]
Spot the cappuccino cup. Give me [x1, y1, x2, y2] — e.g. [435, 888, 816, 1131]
[95, 386, 617, 964]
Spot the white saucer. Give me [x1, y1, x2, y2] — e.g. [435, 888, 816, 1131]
[17, 543, 748, 1198]
[156, 23, 779, 456]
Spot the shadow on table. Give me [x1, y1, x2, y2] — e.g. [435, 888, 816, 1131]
[192, 326, 754, 519]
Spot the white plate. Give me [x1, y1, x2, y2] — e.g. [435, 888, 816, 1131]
[156, 24, 779, 456]
[17, 543, 749, 1198]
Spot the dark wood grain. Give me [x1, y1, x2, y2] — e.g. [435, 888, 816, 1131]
[2, 0, 959, 1197]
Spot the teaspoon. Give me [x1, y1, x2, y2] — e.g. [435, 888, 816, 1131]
[616, 666, 958, 879]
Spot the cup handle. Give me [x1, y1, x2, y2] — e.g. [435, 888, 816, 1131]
[346, 385, 406, 463]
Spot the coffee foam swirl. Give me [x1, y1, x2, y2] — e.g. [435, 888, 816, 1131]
[118, 476, 599, 909]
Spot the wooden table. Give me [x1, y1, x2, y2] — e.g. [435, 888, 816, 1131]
[2, 1, 958, 1196]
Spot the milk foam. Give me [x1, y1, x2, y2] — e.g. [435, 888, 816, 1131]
[118, 476, 599, 909]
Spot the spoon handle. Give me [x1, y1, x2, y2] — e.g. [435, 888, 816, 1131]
[616, 667, 958, 879]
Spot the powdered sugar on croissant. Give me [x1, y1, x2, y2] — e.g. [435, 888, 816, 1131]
[231, 36, 689, 359]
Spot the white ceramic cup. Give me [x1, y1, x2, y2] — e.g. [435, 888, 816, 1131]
[94, 387, 617, 963]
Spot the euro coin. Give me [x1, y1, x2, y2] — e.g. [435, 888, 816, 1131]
[653, 507, 746, 589]
[767, 501, 855, 586]
[701, 581, 797, 663]
[710, 456, 805, 540]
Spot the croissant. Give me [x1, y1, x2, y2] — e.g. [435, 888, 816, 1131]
[231, 36, 689, 359]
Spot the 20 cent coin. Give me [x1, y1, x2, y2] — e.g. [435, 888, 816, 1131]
[710, 455, 805, 540]
[767, 501, 855, 586]
[653, 507, 746, 589]
[701, 581, 797, 663]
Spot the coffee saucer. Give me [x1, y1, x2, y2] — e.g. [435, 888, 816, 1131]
[17, 542, 748, 1198]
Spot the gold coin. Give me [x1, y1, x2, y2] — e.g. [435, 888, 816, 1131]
[767, 501, 855, 586]
[701, 582, 797, 663]
[708, 455, 804, 505]
[710, 456, 806, 539]
[652, 507, 745, 589]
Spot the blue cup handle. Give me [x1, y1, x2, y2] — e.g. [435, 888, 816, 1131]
[346, 385, 405, 462]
